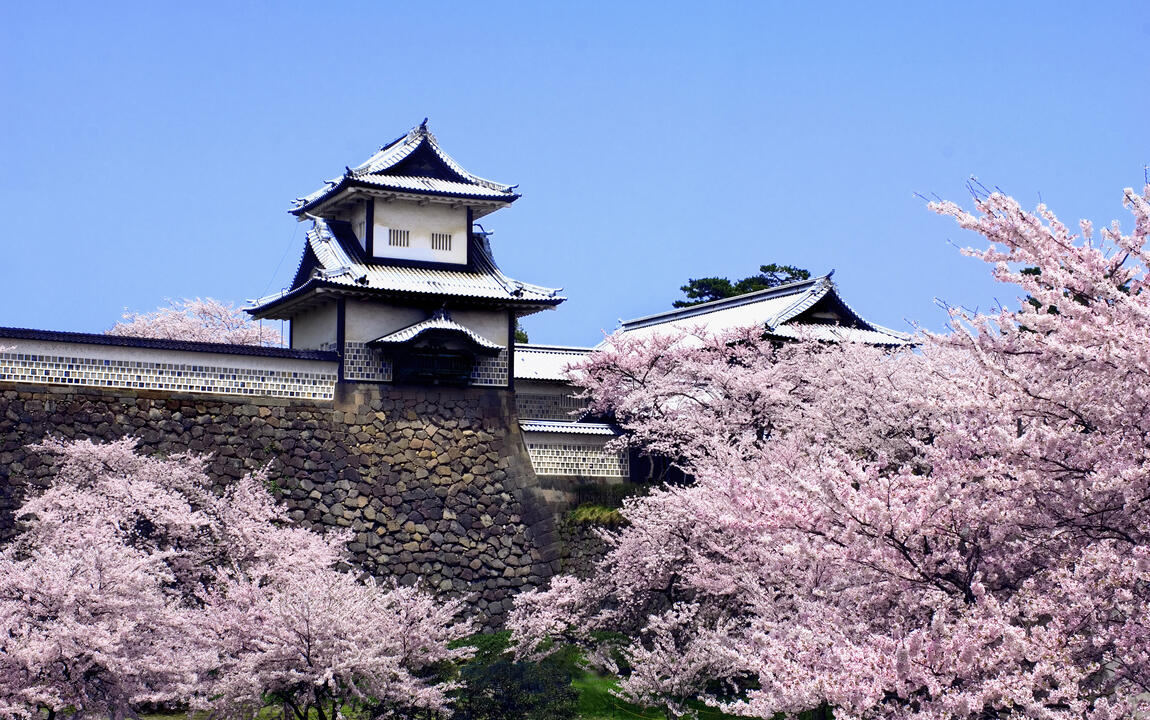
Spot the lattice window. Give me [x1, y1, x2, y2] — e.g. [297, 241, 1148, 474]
[525, 439, 629, 478]
[431, 232, 452, 251]
[0, 350, 337, 400]
[388, 228, 410, 247]
[516, 392, 586, 420]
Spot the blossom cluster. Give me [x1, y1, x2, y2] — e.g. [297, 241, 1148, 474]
[509, 187, 1150, 720]
[107, 297, 282, 346]
[0, 438, 472, 720]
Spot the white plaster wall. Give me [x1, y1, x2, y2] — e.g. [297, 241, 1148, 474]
[451, 309, 510, 346]
[372, 199, 467, 265]
[343, 300, 426, 344]
[350, 201, 368, 251]
[342, 301, 509, 348]
[1, 339, 338, 378]
[291, 303, 338, 349]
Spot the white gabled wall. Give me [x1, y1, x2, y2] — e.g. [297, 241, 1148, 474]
[451, 309, 509, 347]
[372, 198, 468, 265]
[290, 303, 339, 350]
[343, 300, 426, 344]
[342, 301, 508, 348]
[350, 201, 368, 251]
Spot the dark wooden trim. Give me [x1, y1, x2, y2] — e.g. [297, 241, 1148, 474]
[506, 311, 515, 391]
[466, 206, 473, 266]
[0, 325, 337, 361]
[336, 298, 347, 382]
[291, 178, 518, 217]
[360, 255, 477, 273]
[250, 279, 561, 319]
[365, 197, 375, 257]
[288, 320, 294, 349]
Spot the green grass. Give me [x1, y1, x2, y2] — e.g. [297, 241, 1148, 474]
[567, 504, 627, 528]
[133, 675, 754, 720]
[573, 670, 752, 720]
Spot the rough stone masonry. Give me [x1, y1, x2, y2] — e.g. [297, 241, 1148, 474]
[0, 381, 560, 625]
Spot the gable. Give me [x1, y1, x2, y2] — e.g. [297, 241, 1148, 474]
[380, 140, 471, 183]
[787, 294, 868, 330]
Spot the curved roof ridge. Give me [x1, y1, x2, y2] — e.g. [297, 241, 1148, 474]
[517, 343, 594, 352]
[771, 276, 912, 340]
[248, 219, 565, 319]
[620, 275, 823, 330]
[291, 121, 519, 215]
[307, 217, 350, 270]
[350, 121, 514, 192]
[764, 274, 835, 329]
[369, 308, 504, 352]
[814, 285, 913, 340]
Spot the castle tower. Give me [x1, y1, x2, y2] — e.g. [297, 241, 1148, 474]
[249, 121, 564, 387]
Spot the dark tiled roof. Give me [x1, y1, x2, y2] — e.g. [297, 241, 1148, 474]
[513, 344, 593, 381]
[291, 121, 520, 215]
[248, 218, 564, 317]
[615, 274, 911, 346]
[369, 309, 504, 353]
[0, 326, 339, 361]
[519, 420, 619, 436]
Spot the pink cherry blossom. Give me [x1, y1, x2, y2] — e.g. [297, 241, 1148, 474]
[107, 297, 282, 346]
[510, 186, 1150, 720]
[1, 438, 471, 720]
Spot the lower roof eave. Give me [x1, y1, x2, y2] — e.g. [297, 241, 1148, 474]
[248, 282, 564, 320]
[246, 281, 331, 320]
[291, 181, 518, 220]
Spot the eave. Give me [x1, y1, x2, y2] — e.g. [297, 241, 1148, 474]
[291, 179, 518, 220]
[290, 121, 521, 220]
[248, 281, 563, 321]
[368, 310, 505, 356]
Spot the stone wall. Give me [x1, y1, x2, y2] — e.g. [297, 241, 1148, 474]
[556, 518, 612, 578]
[0, 381, 558, 626]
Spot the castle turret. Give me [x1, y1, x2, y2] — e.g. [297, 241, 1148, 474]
[249, 121, 564, 387]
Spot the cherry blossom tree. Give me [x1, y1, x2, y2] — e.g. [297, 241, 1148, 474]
[509, 186, 1150, 720]
[0, 438, 472, 720]
[0, 439, 214, 719]
[107, 297, 282, 346]
[196, 471, 475, 720]
[204, 572, 472, 720]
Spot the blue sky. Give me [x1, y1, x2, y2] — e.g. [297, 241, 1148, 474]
[2, 2, 1148, 346]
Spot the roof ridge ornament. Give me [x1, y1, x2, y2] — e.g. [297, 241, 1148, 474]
[291, 123, 520, 216]
[316, 266, 351, 279]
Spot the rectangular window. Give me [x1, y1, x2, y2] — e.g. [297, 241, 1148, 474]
[388, 228, 410, 247]
[431, 232, 452, 251]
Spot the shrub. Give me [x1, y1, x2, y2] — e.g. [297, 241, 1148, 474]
[451, 632, 579, 720]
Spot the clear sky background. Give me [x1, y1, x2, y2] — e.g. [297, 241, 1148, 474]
[2, 2, 1148, 346]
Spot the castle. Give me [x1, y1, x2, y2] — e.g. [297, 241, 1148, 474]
[0, 122, 906, 621]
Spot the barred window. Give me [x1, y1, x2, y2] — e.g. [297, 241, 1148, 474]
[388, 228, 410, 247]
